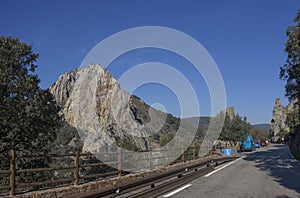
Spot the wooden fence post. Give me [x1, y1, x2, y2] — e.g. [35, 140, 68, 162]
[199, 145, 203, 158]
[10, 149, 15, 196]
[193, 147, 196, 161]
[148, 143, 152, 170]
[166, 148, 169, 165]
[181, 145, 185, 163]
[74, 150, 79, 186]
[118, 148, 122, 178]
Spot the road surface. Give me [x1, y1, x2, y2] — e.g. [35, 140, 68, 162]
[161, 144, 300, 198]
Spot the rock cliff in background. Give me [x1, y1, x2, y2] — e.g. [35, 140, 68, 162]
[226, 106, 235, 120]
[49, 64, 190, 153]
[269, 98, 297, 142]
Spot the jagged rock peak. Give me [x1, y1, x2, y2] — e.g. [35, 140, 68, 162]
[226, 106, 235, 120]
[49, 64, 172, 153]
[49, 64, 118, 108]
[269, 98, 297, 142]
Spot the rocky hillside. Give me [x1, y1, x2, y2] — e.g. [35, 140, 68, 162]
[183, 107, 235, 132]
[49, 64, 195, 153]
[183, 116, 210, 131]
[269, 98, 297, 142]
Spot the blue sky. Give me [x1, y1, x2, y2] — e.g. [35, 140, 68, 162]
[1, 0, 300, 124]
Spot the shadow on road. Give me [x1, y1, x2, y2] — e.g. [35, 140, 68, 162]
[243, 144, 300, 195]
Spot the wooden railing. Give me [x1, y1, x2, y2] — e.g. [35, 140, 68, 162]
[0, 146, 209, 196]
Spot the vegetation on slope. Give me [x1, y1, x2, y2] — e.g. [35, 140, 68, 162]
[280, 9, 300, 154]
[219, 113, 251, 142]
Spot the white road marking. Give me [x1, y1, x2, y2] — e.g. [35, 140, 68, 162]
[162, 184, 192, 197]
[287, 145, 295, 160]
[204, 157, 243, 177]
[287, 144, 300, 165]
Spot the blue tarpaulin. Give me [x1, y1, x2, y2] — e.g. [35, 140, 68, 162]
[221, 148, 232, 156]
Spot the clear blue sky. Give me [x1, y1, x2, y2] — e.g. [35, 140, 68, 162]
[1, 0, 299, 124]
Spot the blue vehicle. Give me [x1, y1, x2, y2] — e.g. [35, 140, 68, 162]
[254, 142, 260, 148]
[240, 135, 256, 152]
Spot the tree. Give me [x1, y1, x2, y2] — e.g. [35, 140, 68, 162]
[280, 9, 300, 148]
[219, 113, 251, 142]
[160, 132, 176, 147]
[0, 36, 61, 154]
[249, 128, 268, 142]
[280, 9, 300, 103]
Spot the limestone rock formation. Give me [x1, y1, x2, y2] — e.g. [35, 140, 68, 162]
[269, 98, 297, 142]
[49, 64, 194, 156]
[226, 106, 235, 120]
[50, 64, 162, 153]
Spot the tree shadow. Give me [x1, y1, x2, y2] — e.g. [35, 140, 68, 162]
[243, 144, 300, 195]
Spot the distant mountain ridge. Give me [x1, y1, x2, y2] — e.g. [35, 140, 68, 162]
[251, 123, 269, 132]
[184, 117, 270, 133]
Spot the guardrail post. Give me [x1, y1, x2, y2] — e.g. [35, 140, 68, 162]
[181, 145, 185, 163]
[118, 148, 122, 178]
[74, 150, 79, 186]
[9, 149, 15, 196]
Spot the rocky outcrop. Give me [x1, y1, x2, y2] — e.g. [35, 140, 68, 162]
[50, 64, 164, 153]
[48, 64, 201, 171]
[226, 106, 235, 120]
[269, 98, 297, 142]
[49, 64, 190, 155]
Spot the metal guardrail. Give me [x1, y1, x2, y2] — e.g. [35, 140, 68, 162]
[67, 157, 238, 198]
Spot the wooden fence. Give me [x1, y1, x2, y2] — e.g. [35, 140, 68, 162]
[0, 145, 207, 196]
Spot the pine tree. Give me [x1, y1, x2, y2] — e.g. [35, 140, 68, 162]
[280, 9, 300, 102]
[0, 36, 61, 154]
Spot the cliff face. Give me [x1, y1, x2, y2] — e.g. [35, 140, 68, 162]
[269, 98, 297, 142]
[49, 64, 169, 153]
[48, 64, 203, 171]
[226, 106, 235, 120]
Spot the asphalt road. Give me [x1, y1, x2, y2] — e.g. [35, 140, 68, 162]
[161, 144, 300, 198]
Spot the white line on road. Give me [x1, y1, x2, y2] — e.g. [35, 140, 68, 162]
[287, 144, 300, 166]
[287, 144, 295, 160]
[204, 157, 243, 178]
[162, 184, 192, 197]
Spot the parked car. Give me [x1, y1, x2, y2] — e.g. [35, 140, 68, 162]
[261, 140, 267, 147]
[240, 135, 256, 152]
[254, 142, 260, 148]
